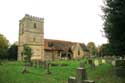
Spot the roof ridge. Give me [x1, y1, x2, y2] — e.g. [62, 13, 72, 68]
[44, 38, 81, 44]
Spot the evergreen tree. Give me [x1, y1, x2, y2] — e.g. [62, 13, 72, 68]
[23, 44, 32, 64]
[22, 44, 32, 73]
[102, 0, 125, 56]
[98, 44, 113, 56]
[8, 44, 18, 60]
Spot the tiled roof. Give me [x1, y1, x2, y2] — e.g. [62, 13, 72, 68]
[44, 39, 74, 51]
[44, 39, 88, 51]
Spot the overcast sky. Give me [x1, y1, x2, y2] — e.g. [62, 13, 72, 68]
[0, 0, 107, 46]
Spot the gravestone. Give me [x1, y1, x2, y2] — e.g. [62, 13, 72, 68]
[94, 59, 99, 66]
[68, 67, 95, 83]
[76, 67, 87, 83]
[47, 61, 51, 74]
[88, 59, 95, 69]
[111, 60, 115, 66]
[68, 76, 76, 83]
[101, 59, 106, 64]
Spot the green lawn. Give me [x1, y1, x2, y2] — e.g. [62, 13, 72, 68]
[0, 59, 125, 83]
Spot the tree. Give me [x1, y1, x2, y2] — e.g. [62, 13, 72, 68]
[7, 43, 18, 60]
[87, 42, 97, 56]
[102, 0, 125, 56]
[23, 44, 32, 64]
[0, 33, 9, 60]
[22, 44, 32, 73]
[98, 44, 113, 56]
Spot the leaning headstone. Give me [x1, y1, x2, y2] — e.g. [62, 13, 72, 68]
[76, 67, 87, 83]
[68, 76, 76, 83]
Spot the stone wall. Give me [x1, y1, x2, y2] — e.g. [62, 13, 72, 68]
[44, 50, 59, 61]
[72, 43, 84, 59]
[18, 14, 44, 61]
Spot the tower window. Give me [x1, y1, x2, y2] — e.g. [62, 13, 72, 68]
[34, 23, 37, 28]
[78, 48, 80, 56]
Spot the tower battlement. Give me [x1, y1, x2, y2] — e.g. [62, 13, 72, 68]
[22, 14, 44, 22]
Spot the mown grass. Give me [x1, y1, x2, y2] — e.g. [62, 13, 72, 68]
[0, 59, 125, 83]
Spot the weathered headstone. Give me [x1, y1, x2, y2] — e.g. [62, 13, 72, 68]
[76, 67, 87, 83]
[47, 62, 51, 74]
[68, 67, 95, 83]
[94, 59, 99, 66]
[111, 60, 115, 66]
[68, 76, 76, 83]
[102, 59, 106, 64]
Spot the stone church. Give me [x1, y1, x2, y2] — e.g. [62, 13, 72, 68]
[18, 14, 89, 61]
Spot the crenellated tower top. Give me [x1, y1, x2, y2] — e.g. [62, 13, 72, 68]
[20, 14, 44, 22]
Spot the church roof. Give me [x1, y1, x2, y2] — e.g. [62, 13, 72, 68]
[44, 39, 88, 51]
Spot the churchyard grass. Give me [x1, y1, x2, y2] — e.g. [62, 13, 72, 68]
[0, 59, 125, 83]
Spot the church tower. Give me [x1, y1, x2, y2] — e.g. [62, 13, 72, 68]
[18, 14, 44, 61]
